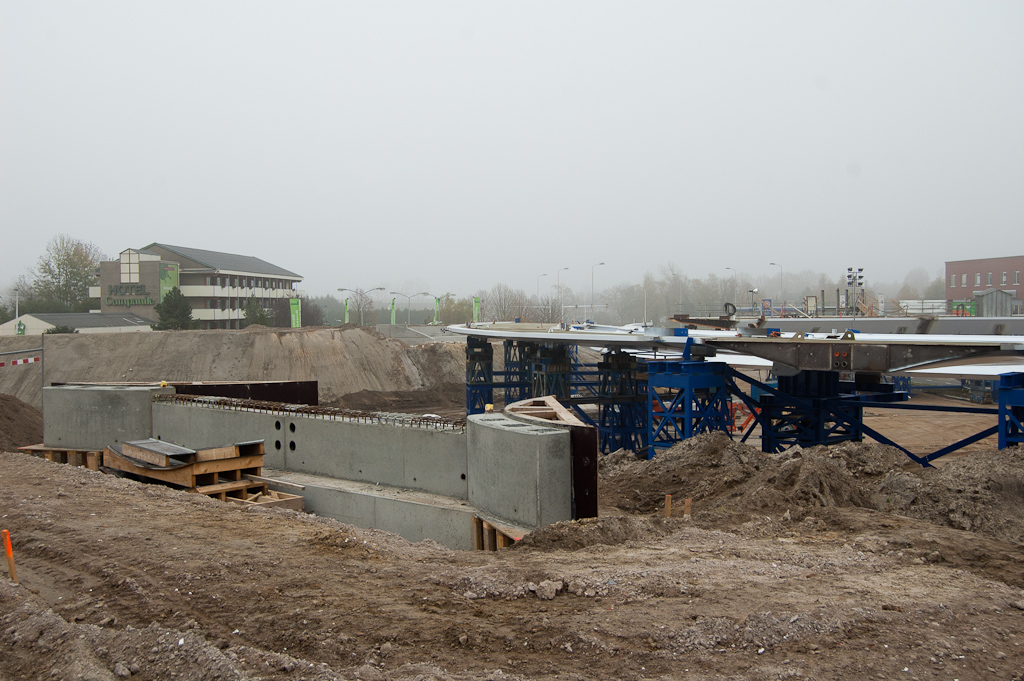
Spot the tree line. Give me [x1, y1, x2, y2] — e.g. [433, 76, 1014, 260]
[2, 235, 945, 330]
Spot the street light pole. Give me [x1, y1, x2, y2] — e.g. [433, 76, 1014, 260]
[536, 273, 547, 302]
[339, 287, 384, 326]
[725, 267, 735, 308]
[769, 262, 784, 315]
[748, 288, 759, 315]
[390, 291, 431, 325]
[556, 267, 568, 324]
[590, 262, 605, 319]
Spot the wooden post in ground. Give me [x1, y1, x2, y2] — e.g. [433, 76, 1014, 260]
[684, 498, 692, 520]
[665, 494, 672, 518]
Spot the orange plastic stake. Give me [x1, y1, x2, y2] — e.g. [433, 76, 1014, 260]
[684, 498, 692, 518]
[2, 529, 15, 583]
[664, 494, 672, 518]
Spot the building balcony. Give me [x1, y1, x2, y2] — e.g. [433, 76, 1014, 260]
[192, 309, 245, 321]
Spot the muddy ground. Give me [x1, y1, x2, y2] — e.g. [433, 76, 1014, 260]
[3, 427, 1024, 679]
[2, 329, 1023, 679]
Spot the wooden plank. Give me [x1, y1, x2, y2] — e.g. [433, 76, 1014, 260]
[472, 517, 484, 551]
[192, 455, 264, 476]
[193, 480, 267, 495]
[242, 474, 306, 490]
[85, 452, 101, 471]
[194, 445, 239, 462]
[102, 448, 196, 487]
[226, 490, 304, 511]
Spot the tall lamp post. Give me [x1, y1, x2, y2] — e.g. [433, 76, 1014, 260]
[590, 262, 605, 319]
[555, 267, 569, 324]
[338, 286, 384, 326]
[725, 267, 735, 309]
[390, 291, 431, 325]
[769, 262, 783, 315]
[748, 288, 759, 315]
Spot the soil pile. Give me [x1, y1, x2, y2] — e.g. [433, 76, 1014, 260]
[0, 327, 467, 408]
[329, 382, 467, 418]
[600, 432, 1024, 544]
[4, 452, 1024, 680]
[0, 394, 43, 451]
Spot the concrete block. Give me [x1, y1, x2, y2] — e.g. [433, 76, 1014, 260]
[153, 402, 469, 498]
[467, 414, 573, 528]
[43, 385, 171, 450]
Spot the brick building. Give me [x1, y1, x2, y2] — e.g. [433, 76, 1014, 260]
[945, 256, 1023, 315]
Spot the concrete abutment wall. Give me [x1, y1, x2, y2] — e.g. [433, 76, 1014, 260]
[41, 386, 578, 549]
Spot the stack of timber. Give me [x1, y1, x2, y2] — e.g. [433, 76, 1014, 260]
[18, 444, 102, 471]
[103, 439, 304, 510]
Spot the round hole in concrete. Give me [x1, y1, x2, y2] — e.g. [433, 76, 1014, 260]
[461, 473, 466, 480]
[289, 441, 296, 451]
[275, 421, 282, 430]
[275, 440, 281, 450]
[289, 423, 296, 433]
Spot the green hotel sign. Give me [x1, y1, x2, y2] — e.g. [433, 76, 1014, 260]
[106, 284, 155, 308]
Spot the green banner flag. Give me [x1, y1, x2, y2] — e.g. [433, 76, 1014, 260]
[434, 297, 440, 325]
[289, 298, 301, 328]
[390, 298, 396, 325]
[344, 298, 349, 324]
[473, 297, 480, 322]
[159, 263, 179, 302]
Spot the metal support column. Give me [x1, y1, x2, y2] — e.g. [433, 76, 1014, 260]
[531, 344, 572, 400]
[759, 370, 863, 453]
[465, 336, 493, 415]
[998, 372, 1024, 449]
[501, 340, 537, 403]
[647, 360, 732, 458]
[596, 350, 646, 453]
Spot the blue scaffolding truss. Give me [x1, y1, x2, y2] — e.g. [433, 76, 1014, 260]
[463, 336, 1024, 465]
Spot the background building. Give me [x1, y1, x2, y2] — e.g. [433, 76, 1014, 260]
[0, 312, 154, 336]
[90, 244, 303, 329]
[945, 256, 1023, 316]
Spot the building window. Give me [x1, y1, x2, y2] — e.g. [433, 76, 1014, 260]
[1002, 272, 1008, 285]
[987, 273, 992, 286]
[120, 250, 140, 283]
[975, 273, 981, 286]
[961, 274, 967, 287]
[1016, 271, 1020, 285]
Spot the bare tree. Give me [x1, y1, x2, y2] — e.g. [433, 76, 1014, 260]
[33, 235, 106, 312]
[482, 283, 528, 321]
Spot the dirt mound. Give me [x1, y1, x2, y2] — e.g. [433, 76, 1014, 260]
[0, 394, 43, 452]
[517, 516, 684, 551]
[329, 383, 467, 417]
[600, 432, 1024, 545]
[0, 327, 467, 409]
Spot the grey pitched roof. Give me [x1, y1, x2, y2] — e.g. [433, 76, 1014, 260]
[32, 313, 154, 328]
[140, 243, 302, 279]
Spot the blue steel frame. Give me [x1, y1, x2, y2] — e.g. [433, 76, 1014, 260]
[463, 337, 1024, 466]
[998, 372, 1024, 449]
[501, 339, 536, 403]
[646, 360, 732, 458]
[465, 335, 493, 415]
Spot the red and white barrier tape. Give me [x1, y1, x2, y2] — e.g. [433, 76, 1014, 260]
[0, 357, 40, 368]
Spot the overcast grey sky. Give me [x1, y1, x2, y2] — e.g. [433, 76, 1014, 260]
[2, 2, 1022, 300]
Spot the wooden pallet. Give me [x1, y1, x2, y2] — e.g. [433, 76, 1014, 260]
[472, 515, 521, 551]
[18, 444, 102, 471]
[103, 439, 302, 510]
